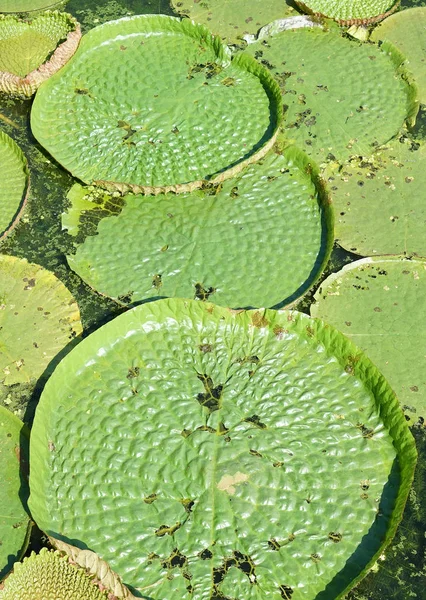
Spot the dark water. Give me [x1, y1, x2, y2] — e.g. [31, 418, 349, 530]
[0, 1, 424, 598]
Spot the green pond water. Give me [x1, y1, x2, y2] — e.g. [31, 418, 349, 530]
[0, 0, 425, 598]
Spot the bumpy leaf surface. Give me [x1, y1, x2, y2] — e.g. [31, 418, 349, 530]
[171, 0, 297, 44]
[65, 145, 333, 309]
[0, 131, 28, 240]
[296, 0, 398, 22]
[0, 255, 82, 385]
[245, 28, 416, 165]
[311, 257, 426, 420]
[31, 15, 281, 193]
[29, 298, 416, 599]
[0, 548, 109, 600]
[371, 8, 426, 103]
[0, 406, 30, 580]
[328, 138, 426, 256]
[0, 12, 74, 78]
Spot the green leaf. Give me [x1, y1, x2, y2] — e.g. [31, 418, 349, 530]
[295, 0, 398, 24]
[0, 255, 82, 385]
[0, 131, 28, 240]
[29, 298, 416, 599]
[0, 12, 81, 96]
[170, 0, 298, 44]
[244, 27, 417, 165]
[371, 7, 426, 104]
[311, 257, 426, 420]
[0, 0, 62, 11]
[0, 548, 112, 600]
[328, 137, 426, 256]
[30, 15, 282, 194]
[0, 406, 30, 581]
[65, 144, 333, 309]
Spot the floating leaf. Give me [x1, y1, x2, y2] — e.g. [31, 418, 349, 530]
[31, 15, 281, 194]
[171, 0, 297, 44]
[0, 131, 28, 240]
[0, 1, 63, 11]
[371, 7, 426, 103]
[29, 298, 416, 599]
[0, 255, 82, 386]
[65, 144, 333, 309]
[0, 548, 116, 600]
[244, 27, 417, 165]
[0, 406, 30, 581]
[311, 257, 426, 420]
[0, 11, 80, 96]
[328, 137, 426, 256]
[295, 0, 398, 24]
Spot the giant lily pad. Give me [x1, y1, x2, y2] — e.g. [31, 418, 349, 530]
[329, 137, 426, 256]
[0, 255, 82, 386]
[65, 144, 333, 309]
[0, 548, 127, 600]
[311, 257, 426, 420]
[371, 8, 426, 104]
[295, 0, 399, 24]
[0, 406, 30, 581]
[31, 15, 282, 194]
[170, 0, 297, 44]
[0, 12, 81, 96]
[29, 298, 416, 599]
[0, 131, 29, 240]
[244, 27, 417, 165]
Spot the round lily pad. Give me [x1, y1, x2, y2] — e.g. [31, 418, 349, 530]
[244, 27, 417, 165]
[29, 298, 416, 599]
[0, 406, 30, 581]
[371, 8, 426, 103]
[65, 144, 333, 309]
[0, 1, 62, 11]
[0, 131, 29, 240]
[311, 257, 426, 420]
[0, 11, 81, 96]
[170, 0, 297, 44]
[295, 0, 398, 24]
[329, 137, 426, 256]
[30, 15, 282, 194]
[0, 255, 82, 386]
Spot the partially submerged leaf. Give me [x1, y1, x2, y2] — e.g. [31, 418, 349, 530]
[29, 298, 416, 599]
[371, 7, 426, 103]
[311, 257, 426, 420]
[328, 137, 426, 256]
[244, 27, 417, 165]
[0, 406, 30, 581]
[0, 255, 82, 385]
[31, 15, 282, 194]
[65, 144, 333, 309]
[0, 11, 81, 96]
[170, 0, 298, 44]
[295, 0, 398, 24]
[0, 1, 63, 11]
[0, 131, 28, 240]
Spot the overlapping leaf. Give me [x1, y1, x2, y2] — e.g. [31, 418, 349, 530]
[65, 145, 333, 309]
[0, 131, 28, 240]
[31, 15, 281, 194]
[0, 255, 82, 385]
[328, 137, 426, 256]
[311, 257, 426, 420]
[0, 406, 30, 581]
[244, 27, 417, 165]
[295, 0, 398, 23]
[29, 299, 416, 599]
